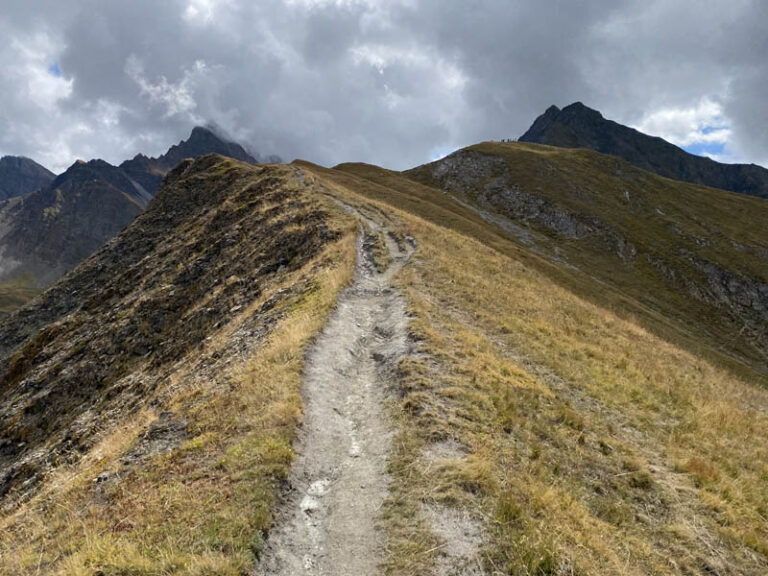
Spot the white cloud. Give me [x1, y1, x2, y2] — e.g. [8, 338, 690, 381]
[0, 29, 77, 170]
[125, 55, 206, 121]
[183, 0, 233, 25]
[1, 0, 767, 173]
[5, 32, 72, 112]
[633, 98, 731, 148]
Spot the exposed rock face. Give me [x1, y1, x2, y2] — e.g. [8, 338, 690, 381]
[646, 251, 768, 355]
[407, 143, 768, 369]
[520, 102, 768, 199]
[430, 150, 638, 262]
[0, 155, 338, 502]
[0, 126, 273, 295]
[0, 156, 55, 201]
[0, 159, 147, 287]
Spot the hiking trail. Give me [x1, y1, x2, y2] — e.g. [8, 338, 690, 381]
[258, 201, 412, 575]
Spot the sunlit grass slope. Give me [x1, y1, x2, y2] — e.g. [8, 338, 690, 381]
[405, 142, 768, 377]
[302, 160, 768, 575]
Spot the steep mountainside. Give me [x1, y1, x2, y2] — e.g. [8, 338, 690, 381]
[520, 102, 768, 198]
[0, 156, 55, 201]
[120, 126, 262, 196]
[405, 142, 768, 375]
[1, 151, 767, 575]
[0, 156, 355, 573]
[0, 159, 147, 289]
[0, 127, 267, 311]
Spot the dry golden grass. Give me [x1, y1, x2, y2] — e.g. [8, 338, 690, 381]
[332, 158, 768, 382]
[0, 175, 357, 575]
[304, 162, 768, 575]
[395, 214, 768, 574]
[3, 153, 766, 575]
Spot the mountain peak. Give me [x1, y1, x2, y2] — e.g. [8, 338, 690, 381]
[51, 158, 149, 206]
[189, 125, 218, 138]
[519, 102, 768, 198]
[560, 101, 587, 111]
[0, 155, 56, 200]
[61, 158, 115, 178]
[117, 125, 266, 198]
[158, 125, 257, 169]
[558, 101, 601, 117]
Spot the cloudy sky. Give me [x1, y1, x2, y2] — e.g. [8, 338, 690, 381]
[0, 0, 766, 173]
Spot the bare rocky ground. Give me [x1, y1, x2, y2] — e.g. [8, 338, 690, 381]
[258, 208, 413, 575]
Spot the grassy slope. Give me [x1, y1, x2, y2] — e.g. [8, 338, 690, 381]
[0, 277, 38, 315]
[331, 160, 767, 386]
[405, 142, 768, 377]
[299, 160, 768, 575]
[0, 160, 357, 575]
[2, 150, 766, 575]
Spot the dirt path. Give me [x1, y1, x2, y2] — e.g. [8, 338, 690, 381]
[258, 206, 412, 575]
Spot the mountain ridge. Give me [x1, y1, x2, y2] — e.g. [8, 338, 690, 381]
[0, 126, 271, 309]
[404, 140, 768, 375]
[520, 101, 768, 198]
[1, 147, 768, 574]
[0, 156, 55, 201]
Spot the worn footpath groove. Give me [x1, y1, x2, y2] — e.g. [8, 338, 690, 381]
[258, 204, 412, 575]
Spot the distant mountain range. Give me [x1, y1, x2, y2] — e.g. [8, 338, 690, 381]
[0, 156, 55, 201]
[520, 102, 768, 199]
[0, 126, 271, 301]
[2, 104, 765, 318]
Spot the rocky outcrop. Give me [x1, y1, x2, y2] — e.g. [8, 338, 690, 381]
[0, 156, 55, 201]
[429, 149, 638, 262]
[685, 253, 768, 349]
[647, 251, 768, 354]
[520, 102, 768, 199]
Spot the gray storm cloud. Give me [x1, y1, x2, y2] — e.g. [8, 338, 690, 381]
[0, 0, 766, 173]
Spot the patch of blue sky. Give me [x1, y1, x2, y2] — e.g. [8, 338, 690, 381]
[48, 62, 62, 77]
[429, 145, 456, 162]
[683, 141, 726, 157]
[699, 124, 723, 135]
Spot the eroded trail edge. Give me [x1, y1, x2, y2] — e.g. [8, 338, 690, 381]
[259, 207, 412, 575]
